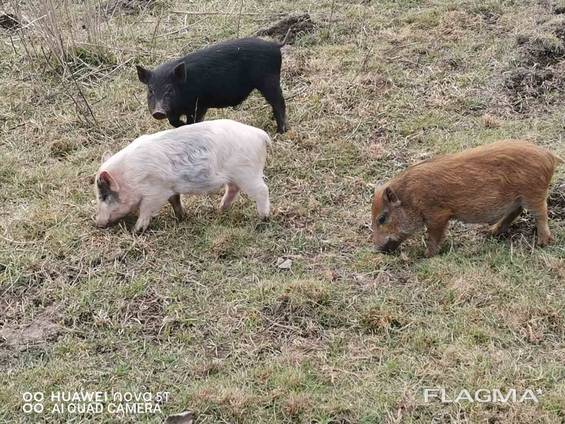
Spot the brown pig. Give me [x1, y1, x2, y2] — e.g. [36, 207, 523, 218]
[371, 140, 563, 257]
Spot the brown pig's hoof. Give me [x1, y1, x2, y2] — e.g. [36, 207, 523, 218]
[482, 223, 506, 237]
[487, 224, 503, 236]
[537, 233, 554, 247]
[424, 241, 443, 257]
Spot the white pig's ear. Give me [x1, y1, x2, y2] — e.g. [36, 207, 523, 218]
[384, 187, 401, 207]
[99, 170, 120, 192]
[101, 151, 112, 164]
[136, 65, 151, 84]
[173, 62, 186, 82]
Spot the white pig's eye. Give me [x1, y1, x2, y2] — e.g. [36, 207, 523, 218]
[378, 214, 387, 225]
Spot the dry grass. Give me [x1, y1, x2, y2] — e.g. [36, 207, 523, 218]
[1, 0, 564, 423]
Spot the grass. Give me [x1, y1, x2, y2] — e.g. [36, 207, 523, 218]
[1, 0, 564, 423]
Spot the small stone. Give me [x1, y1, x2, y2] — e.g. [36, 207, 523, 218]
[277, 258, 293, 269]
[165, 411, 193, 424]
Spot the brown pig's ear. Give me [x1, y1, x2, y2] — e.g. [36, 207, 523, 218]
[384, 187, 401, 207]
[136, 65, 151, 84]
[99, 170, 120, 192]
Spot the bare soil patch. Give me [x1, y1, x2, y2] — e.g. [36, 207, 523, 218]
[100, 0, 157, 16]
[256, 14, 316, 44]
[0, 306, 61, 352]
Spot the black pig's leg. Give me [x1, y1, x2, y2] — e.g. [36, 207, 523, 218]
[258, 76, 287, 133]
[186, 105, 208, 124]
[194, 107, 208, 123]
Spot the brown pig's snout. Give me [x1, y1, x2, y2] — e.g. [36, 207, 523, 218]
[375, 238, 401, 254]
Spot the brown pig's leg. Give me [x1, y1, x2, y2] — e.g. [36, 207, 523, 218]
[168, 194, 185, 220]
[530, 199, 553, 246]
[424, 216, 450, 257]
[489, 206, 523, 235]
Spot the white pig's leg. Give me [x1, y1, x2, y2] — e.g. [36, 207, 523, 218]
[220, 183, 240, 211]
[239, 177, 270, 219]
[134, 195, 168, 233]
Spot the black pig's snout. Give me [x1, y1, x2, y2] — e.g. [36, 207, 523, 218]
[152, 111, 167, 120]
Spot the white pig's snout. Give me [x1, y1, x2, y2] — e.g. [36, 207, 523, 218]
[94, 211, 110, 229]
[95, 217, 109, 228]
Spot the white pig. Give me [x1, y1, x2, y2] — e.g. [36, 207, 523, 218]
[94, 119, 271, 232]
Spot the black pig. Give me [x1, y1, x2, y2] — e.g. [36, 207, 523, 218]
[136, 37, 287, 133]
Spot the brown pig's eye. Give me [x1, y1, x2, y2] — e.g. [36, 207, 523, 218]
[378, 214, 387, 225]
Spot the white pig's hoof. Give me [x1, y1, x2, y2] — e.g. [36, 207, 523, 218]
[134, 224, 148, 234]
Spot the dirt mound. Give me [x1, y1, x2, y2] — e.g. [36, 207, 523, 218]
[504, 67, 556, 97]
[256, 14, 316, 44]
[261, 280, 348, 340]
[0, 13, 20, 30]
[516, 28, 565, 68]
[119, 289, 167, 336]
[505, 17, 565, 111]
[101, 0, 156, 16]
[262, 292, 326, 338]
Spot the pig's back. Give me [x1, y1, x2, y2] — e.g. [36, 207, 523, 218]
[396, 140, 558, 215]
[146, 120, 268, 192]
[133, 120, 268, 157]
[405, 140, 556, 183]
[198, 119, 269, 169]
[182, 38, 282, 99]
[186, 38, 281, 71]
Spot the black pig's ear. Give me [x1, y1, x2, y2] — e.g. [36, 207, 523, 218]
[384, 187, 401, 207]
[136, 65, 151, 84]
[173, 62, 186, 82]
